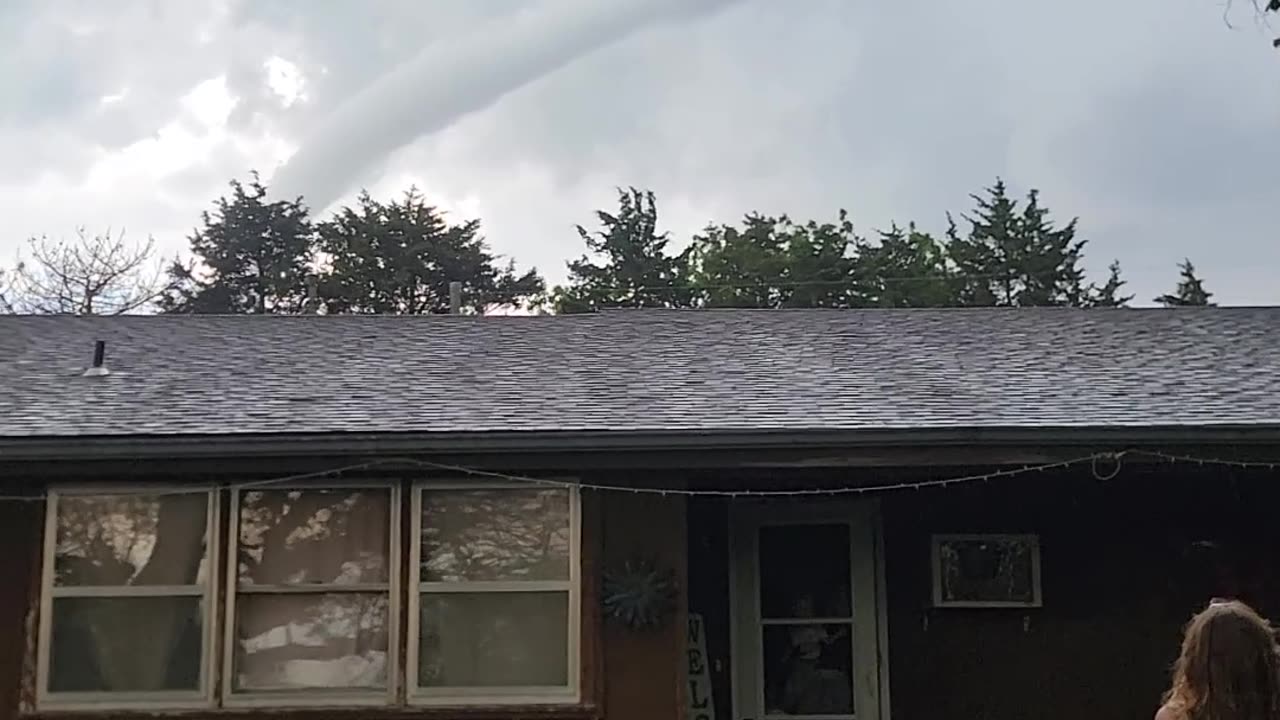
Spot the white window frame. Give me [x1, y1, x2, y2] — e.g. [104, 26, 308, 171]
[36, 485, 219, 711]
[406, 481, 581, 706]
[222, 482, 401, 708]
[728, 499, 886, 720]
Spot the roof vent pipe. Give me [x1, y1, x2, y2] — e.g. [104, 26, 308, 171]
[82, 340, 110, 377]
[449, 281, 462, 315]
[303, 276, 320, 314]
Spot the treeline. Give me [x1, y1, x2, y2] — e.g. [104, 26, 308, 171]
[0, 173, 1213, 315]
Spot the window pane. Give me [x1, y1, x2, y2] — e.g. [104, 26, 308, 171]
[759, 524, 851, 619]
[54, 492, 209, 587]
[49, 596, 203, 693]
[420, 489, 571, 582]
[237, 489, 390, 586]
[234, 593, 389, 691]
[419, 592, 569, 688]
[762, 623, 854, 716]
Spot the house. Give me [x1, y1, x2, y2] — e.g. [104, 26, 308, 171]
[3, 307, 1280, 720]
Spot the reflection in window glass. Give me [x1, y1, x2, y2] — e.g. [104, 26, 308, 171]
[230, 487, 393, 696]
[49, 596, 204, 693]
[45, 491, 212, 700]
[420, 488, 571, 582]
[762, 623, 854, 717]
[418, 592, 568, 688]
[237, 489, 390, 586]
[759, 524, 851, 620]
[234, 594, 389, 691]
[54, 493, 209, 587]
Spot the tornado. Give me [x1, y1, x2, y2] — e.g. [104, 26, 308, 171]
[270, 0, 739, 211]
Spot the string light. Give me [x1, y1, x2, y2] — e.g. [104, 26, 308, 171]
[1128, 450, 1280, 470]
[1, 447, 1278, 502]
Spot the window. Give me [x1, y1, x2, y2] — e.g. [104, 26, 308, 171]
[37, 488, 217, 709]
[225, 486, 398, 706]
[409, 485, 580, 704]
[36, 482, 582, 711]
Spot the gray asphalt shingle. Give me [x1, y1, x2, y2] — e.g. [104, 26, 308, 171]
[1, 307, 1277, 438]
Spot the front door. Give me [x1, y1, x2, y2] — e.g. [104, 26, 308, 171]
[730, 501, 885, 720]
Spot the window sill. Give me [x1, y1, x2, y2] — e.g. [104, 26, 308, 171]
[26, 704, 600, 720]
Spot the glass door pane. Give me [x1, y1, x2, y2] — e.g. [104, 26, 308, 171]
[731, 504, 880, 720]
[757, 524, 854, 718]
[758, 524, 852, 620]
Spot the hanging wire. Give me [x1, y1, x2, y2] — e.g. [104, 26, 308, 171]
[0, 447, 1277, 503]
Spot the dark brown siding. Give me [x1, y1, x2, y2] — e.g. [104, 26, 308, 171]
[0, 484, 691, 720]
[0, 499, 40, 720]
[687, 465, 1280, 720]
[11, 459, 1280, 720]
[601, 493, 688, 720]
[883, 465, 1280, 720]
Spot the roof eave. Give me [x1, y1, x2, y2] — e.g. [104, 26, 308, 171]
[4, 424, 1280, 462]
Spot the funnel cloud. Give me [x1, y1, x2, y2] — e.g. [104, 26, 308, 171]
[270, 0, 740, 212]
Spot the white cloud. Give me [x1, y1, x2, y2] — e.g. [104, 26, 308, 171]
[263, 56, 306, 108]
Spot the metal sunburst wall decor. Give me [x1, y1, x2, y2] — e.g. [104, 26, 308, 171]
[602, 557, 678, 631]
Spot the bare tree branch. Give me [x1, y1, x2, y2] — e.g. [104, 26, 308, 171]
[1223, 0, 1279, 44]
[0, 268, 15, 314]
[7, 228, 174, 315]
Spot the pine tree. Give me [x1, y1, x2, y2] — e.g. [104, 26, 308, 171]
[945, 180, 1094, 307]
[552, 188, 693, 313]
[1084, 261, 1133, 308]
[162, 173, 315, 314]
[1154, 259, 1214, 307]
[856, 223, 956, 308]
[686, 211, 862, 308]
[319, 188, 542, 314]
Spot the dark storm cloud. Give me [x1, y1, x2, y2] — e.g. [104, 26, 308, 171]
[0, 0, 1277, 305]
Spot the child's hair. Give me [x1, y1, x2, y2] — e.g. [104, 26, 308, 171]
[1164, 599, 1280, 720]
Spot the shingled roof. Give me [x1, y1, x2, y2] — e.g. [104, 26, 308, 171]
[1, 308, 1278, 440]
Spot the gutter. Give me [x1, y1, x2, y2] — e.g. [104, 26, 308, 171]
[4, 425, 1280, 462]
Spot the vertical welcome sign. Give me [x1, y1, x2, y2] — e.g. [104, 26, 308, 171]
[687, 613, 715, 720]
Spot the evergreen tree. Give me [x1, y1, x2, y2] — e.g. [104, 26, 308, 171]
[319, 188, 542, 314]
[552, 188, 694, 313]
[1155, 259, 1214, 307]
[946, 180, 1093, 306]
[856, 223, 956, 308]
[162, 173, 314, 314]
[686, 212, 861, 308]
[1084, 260, 1133, 308]
[774, 213, 863, 308]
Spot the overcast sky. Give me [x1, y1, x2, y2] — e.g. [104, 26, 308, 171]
[2, 0, 1277, 305]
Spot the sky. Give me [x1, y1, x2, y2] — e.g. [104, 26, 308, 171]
[1, 0, 1278, 306]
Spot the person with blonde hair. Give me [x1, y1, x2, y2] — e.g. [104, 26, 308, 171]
[1158, 599, 1280, 720]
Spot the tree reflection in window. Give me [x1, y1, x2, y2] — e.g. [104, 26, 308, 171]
[232, 488, 391, 693]
[46, 491, 210, 695]
[420, 488, 570, 582]
[417, 487, 575, 693]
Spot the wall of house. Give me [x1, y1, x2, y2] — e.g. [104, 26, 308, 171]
[0, 483, 689, 720]
[11, 459, 1279, 720]
[0, 497, 40, 720]
[687, 464, 1280, 720]
[601, 492, 689, 720]
[881, 465, 1280, 720]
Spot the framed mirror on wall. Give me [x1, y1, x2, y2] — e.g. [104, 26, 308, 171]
[931, 534, 1042, 609]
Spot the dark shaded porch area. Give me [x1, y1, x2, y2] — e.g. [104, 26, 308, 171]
[688, 461, 1280, 720]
